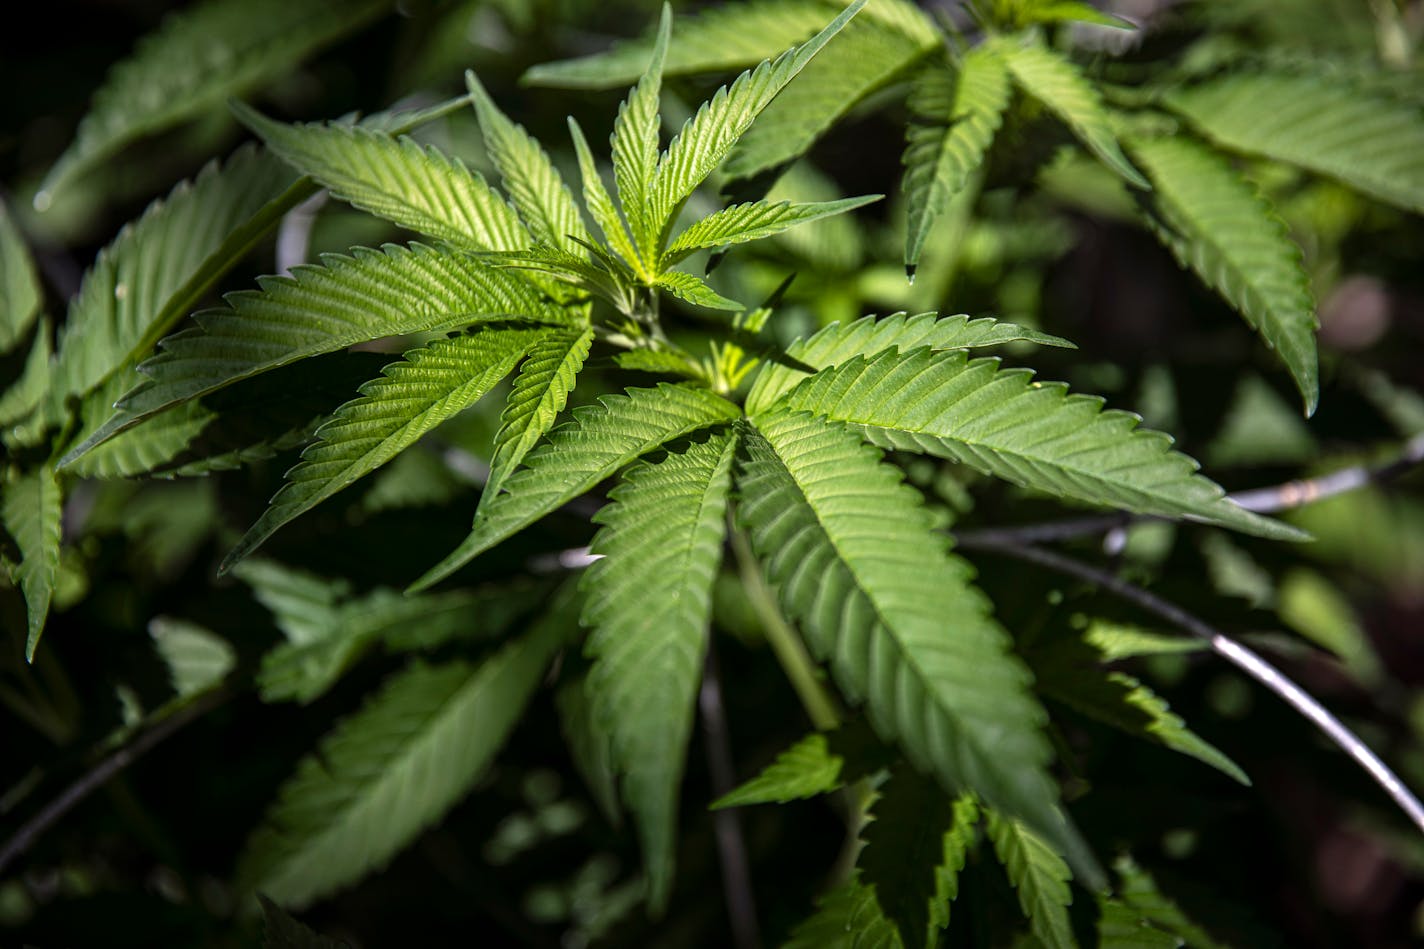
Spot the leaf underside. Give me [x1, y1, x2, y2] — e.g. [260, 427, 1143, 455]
[581, 430, 736, 910]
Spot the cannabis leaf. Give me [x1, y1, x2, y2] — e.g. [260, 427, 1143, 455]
[998, 40, 1148, 189]
[233, 103, 527, 252]
[902, 45, 1011, 273]
[986, 809, 1078, 949]
[222, 328, 546, 572]
[0, 198, 41, 353]
[736, 411, 1087, 869]
[414, 383, 741, 590]
[1166, 69, 1424, 215]
[773, 346, 1302, 539]
[2, 465, 63, 661]
[1130, 135, 1318, 413]
[239, 591, 576, 907]
[39, 0, 391, 200]
[581, 431, 736, 910]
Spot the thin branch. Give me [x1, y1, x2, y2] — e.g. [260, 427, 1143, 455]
[959, 536, 1424, 837]
[0, 688, 230, 876]
[700, 643, 761, 949]
[954, 432, 1424, 547]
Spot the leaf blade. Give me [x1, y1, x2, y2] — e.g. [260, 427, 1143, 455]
[412, 383, 741, 590]
[238, 593, 576, 908]
[2, 465, 63, 661]
[581, 430, 736, 910]
[773, 347, 1304, 540]
[1131, 135, 1318, 413]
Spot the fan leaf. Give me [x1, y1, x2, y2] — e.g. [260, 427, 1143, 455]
[999, 41, 1147, 189]
[0, 198, 41, 352]
[723, 8, 938, 182]
[655, 271, 743, 310]
[648, 0, 867, 246]
[2, 465, 63, 661]
[612, 4, 673, 260]
[232, 103, 527, 253]
[481, 327, 595, 513]
[986, 808, 1078, 949]
[1131, 135, 1318, 413]
[39, 0, 390, 199]
[737, 411, 1085, 868]
[46, 145, 297, 421]
[581, 430, 736, 911]
[412, 383, 741, 590]
[60, 242, 568, 466]
[663, 196, 879, 266]
[746, 311, 1074, 413]
[238, 592, 576, 908]
[773, 346, 1304, 540]
[902, 45, 1011, 271]
[1166, 69, 1424, 215]
[860, 770, 979, 949]
[223, 328, 544, 572]
[568, 119, 644, 274]
[467, 71, 587, 253]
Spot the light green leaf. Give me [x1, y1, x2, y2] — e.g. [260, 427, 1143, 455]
[39, 0, 391, 200]
[239, 593, 576, 907]
[663, 196, 879, 266]
[746, 311, 1075, 413]
[232, 103, 527, 253]
[783, 877, 903, 949]
[1166, 69, 1424, 215]
[567, 119, 644, 273]
[986, 809, 1078, 949]
[773, 347, 1305, 540]
[1130, 136, 1318, 413]
[481, 328, 595, 513]
[999, 41, 1148, 189]
[1037, 661, 1249, 784]
[713, 722, 894, 808]
[738, 411, 1087, 872]
[713, 733, 845, 808]
[65, 373, 212, 480]
[655, 271, 743, 310]
[0, 198, 41, 352]
[46, 145, 297, 418]
[649, 0, 868, 246]
[1111, 855, 1231, 949]
[1010, 0, 1135, 29]
[903, 46, 1011, 272]
[723, 10, 938, 182]
[613, 348, 705, 380]
[149, 617, 235, 698]
[467, 71, 587, 253]
[612, 4, 673, 259]
[3, 465, 64, 661]
[860, 772, 978, 949]
[1085, 620, 1204, 661]
[581, 430, 736, 911]
[222, 328, 543, 572]
[412, 383, 741, 591]
[0, 320, 51, 436]
[60, 242, 569, 466]
[524, 0, 838, 89]
[1096, 898, 1182, 949]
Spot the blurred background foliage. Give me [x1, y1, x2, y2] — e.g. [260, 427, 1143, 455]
[2, 0, 1424, 945]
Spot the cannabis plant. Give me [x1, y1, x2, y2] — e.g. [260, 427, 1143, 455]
[4, 0, 1424, 945]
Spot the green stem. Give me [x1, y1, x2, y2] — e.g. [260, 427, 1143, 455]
[728, 519, 840, 732]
